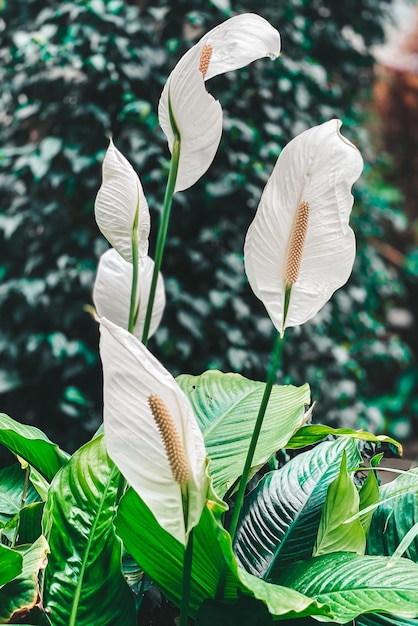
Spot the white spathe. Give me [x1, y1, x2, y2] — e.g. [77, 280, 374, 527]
[159, 13, 281, 192]
[95, 140, 150, 262]
[99, 318, 208, 544]
[93, 249, 165, 340]
[244, 119, 364, 335]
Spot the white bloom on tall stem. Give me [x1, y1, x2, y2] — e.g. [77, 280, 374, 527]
[158, 13, 281, 192]
[244, 120, 364, 336]
[99, 317, 208, 545]
[93, 249, 165, 340]
[94, 140, 150, 262]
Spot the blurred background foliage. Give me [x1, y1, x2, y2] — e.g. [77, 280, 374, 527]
[0, 0, 417, 454]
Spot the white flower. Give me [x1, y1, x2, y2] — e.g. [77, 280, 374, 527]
[244, 120, 364, 335]
[159, 13, 281, 192]
[93, 249, 165, 340]
[99, 318, 208, 544]
[94, 140, 150, 262]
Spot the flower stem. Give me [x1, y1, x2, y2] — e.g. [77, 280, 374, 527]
[179, 529, 194, 626]
[128, 206, 139, 334]
[228, 330, 285, 540]
[142, 135, 180, 346]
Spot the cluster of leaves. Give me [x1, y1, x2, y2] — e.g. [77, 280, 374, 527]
[0, 396, 418, 624]
[0, 0, 416, 455]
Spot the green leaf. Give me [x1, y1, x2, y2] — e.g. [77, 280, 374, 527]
[42, 435, 136, 626]
[276, 551, 418, 623]
[0, 535, 48, 623]
[358, 468, 380, 534]
[356, 614, 418, 626]
[367, 468, 418, 562]
[314, 451, 366, 556]
[116, 488, 333, 621]
[0, 464, 41, 526]
[18, 502, 44, 545]
[286, 424, 402, 453]
[233, 438, 362, 580]
[0, 544, 22, 587]
[177, 371, 310, 496]
[0, 413, 69, 481]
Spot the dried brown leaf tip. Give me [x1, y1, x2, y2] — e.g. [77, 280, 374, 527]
[285, 200, 310, 285]
[148, 394, 190, 484]
[199, 44, 213, 79]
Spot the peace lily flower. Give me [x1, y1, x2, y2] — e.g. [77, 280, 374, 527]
[95, 139, 150, 262]
[158, 13, 281, 192]
[99, 317, 208, 545]
[93, 249, 165, 340]
[244, 119, 364, 335]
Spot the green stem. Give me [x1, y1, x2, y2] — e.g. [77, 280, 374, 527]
[128, 208, 139, 334]
[179, 529, 194, 626]
[228, 330, 286, 540]
[142, 135, 180, 346]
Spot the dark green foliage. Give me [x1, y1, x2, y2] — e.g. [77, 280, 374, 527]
[0, 0, 416, 452]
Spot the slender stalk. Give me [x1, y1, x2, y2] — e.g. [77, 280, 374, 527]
[128, 206, 139, 334]
[228, 330, 285, 540]
[179, 529, 194, 626]
[142, 135, 180, 346]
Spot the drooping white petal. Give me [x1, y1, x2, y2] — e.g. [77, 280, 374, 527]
[99, 317, 208, 544]
[93, 249, 165, 340]
[95, 140, 150, 262]
[244, 119, 364, 334]
[159, 13, 281, 192]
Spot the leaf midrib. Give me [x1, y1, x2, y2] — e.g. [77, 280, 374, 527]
[69, 464, 119, 626]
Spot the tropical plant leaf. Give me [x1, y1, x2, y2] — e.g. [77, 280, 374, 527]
[275, 551, 418, 623]
[0, 543, 22, 587]
[177, 371, 310, 497]
[358, 467, 380, 534]
[356, 613, 418, 626]
[0, 413, 69, 481]
[233, 438, 361, 580]
[116, 487, 333, 621]
[286, 424, 402, 453]
[367, 468, 418, 562]
[18, 502, 44, 545]
[314, 451, 366, 556]
[0, 464, 42, 526]
[0, 535, 48, 623]
[42, 434, 136, 626]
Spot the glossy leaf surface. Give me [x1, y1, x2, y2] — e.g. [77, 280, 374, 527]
[42, 435, 136, 626]
[0, 414, 69, 481]
[233, 438, 361, 580]
[116, 487, 332, 621]
[177, 371, 310, 497]
[276, 551, 418, 623]
[0, 544, 22, 587]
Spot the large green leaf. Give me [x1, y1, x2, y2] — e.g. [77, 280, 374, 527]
[276, 551, 418, 623]
[177, 371, 310, 496]
[42, 435, 136, 626]
[233, 438, 361, 580]
[314, 451, 365, 556]
[367, 468, 418, 562]
[0, 544, 22, 587]
[116, 487, 333, 621]
[0, 535, 48, 623]
[0, 464, 42, 526]
[0, 413, 69, 481]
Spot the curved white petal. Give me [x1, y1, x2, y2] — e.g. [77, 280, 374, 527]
[93, 249, 165, 340]
[95, 140, 150, 262]
[159, 13, 281, 192]
[244, 120, 363, 334]
[99, 318, 208, 545]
